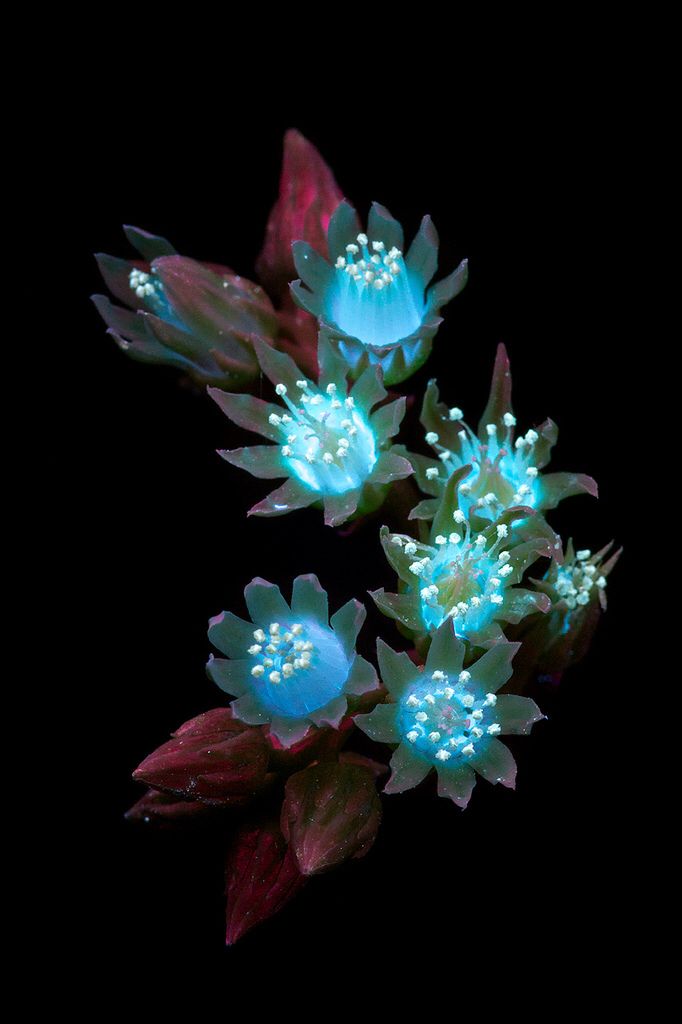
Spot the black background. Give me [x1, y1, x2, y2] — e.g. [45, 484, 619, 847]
[60, 92, 638, 996]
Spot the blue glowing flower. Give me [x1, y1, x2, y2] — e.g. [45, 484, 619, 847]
[372, 467, 554, 646]
[508, 538, 622, 687]
[290, 201, 468, 385]
[209, 337, 413, 526]
[92, 225, 278, 388]
[207, 575, 379, 748]
[405, 344, 598, 523]
[356, 620, 544, 807]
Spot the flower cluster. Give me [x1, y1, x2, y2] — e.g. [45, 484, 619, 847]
[115, 128, 619, 945]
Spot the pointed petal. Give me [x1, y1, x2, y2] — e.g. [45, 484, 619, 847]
[123, 224, 176, 260]
[94, 252, 141, 309]
[367, 201, 404, 251]
[327, 200, 362, 259]
[366, 450, 413, 485]
[424, 619, 465, 677]
[471, 641, 520, 694]
[477, 343, 513, 436]
[405, 215, 439, 289]
[377, 638, 418, 698]
[384, 745, 432, 794]
[317, 332, 349, 389]
[330, 598, 366, 654]
[355, 702, 400, 743]
[409, 498, 440, 521]
[91, 294, 151, 346]
[431, 464, 474, 540]
[208, 388, 285, 442]
[370, 397, 407, 443]
[252, 336, 303, 395]
[436, 764, 476, 808]
[500, 588, 551, 623]
[323, 489, 361, 527]
[427, 259, 468, 313]
[471, 738, 517, 789]
[289, 279, 324, 317]
[351, 365, 387, 410]
[248, 478, 318, 517]
[494, 695, 545, 735]
[292, 240, 333, 294]
[244, 577, 291, 624]
[345, 654, 379, 696]
[291, 573, 328, 624]
[540, 471, 599, 510]
[370, 589, 423, 634]
[532, 418, 559, 468]
[218, 445, 285, 479]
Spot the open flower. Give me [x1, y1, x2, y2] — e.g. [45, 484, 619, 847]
[209, 337, 413, 527]
[372, 467, 554, 645]
[405, 343, 598, 522]
[508, 539, 622, 686]
[290, 200, 468, 385]
[356, 620, 544, 807]
[207, 575, 378, 748]
[92, 225, 277, 388]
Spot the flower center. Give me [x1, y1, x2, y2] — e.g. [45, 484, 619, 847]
[398, 670, 501, 764]
[393, 521, 513, 636]
[269, 381, 377, 494]
[425, 413, 541, 518]
[328, 233, 424, 348]
[247, 620, 348, 718]
[555, 548, 607, 611]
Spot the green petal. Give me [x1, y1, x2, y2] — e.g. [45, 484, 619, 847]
[409, 498, 440, 521]
[232, 692, 271, 726]
[345, 655, 379, 696]
[355, 703, 400, 744]
[367, 202, 404, 251]
[366, 450, 413, 485]
[384, 744, 432, 794]
[291, 574, 328, 624]
[248, 479, 318, 517]
[307, 695, 347, 729]
[268, 716, 311, 748]
[470, 642, 519, 694]
[370, 397, 407, 443]
[208, 389, 285, 443]
[370, 589, 423, 634]
[405, 215, 439, 289]
[539, 472, 598, 511]
[289, 279, 323, 318]
[471, 738, 517, 789]
[317, 332, 349, 390]
[424, 619, 465, 678]
[207, 610, 255, 658]
[436, 764, 476, 808]
[252, 337, 303, 395]
[330, 598, 366, 655]
[292, 240, 333, 294]
[500, 588, 551, 624]
[494, 695, 544, 735]
[427, 259, 468, 313]
[477, 343, 514, 436]
[123, 224, 176, 260]
[377, 639, 418, 699]
[323, 489, 361, 527]
[218, 445, 285, 479]
[244, 578, 291, 625]
[351, 365, 387, 410]
[327, 200, 362, 258]
[206, 656, 250, 697]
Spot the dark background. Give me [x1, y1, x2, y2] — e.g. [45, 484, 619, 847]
[61, 96, 638, 993]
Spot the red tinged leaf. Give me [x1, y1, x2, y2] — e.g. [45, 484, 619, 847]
[125, 788, 219, 827]
[225, 822, 305, 945]
[132, 708, 270, 806]
[256, 129, 344, 299]
[281, 763, 382, 876]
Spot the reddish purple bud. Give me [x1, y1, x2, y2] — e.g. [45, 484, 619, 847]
[225, 822, 305, 945]
[132, 708, 269, 806]
[281, 763, 382, 876]
[256, 129, 344, 300]
[125, 787, 219, 827]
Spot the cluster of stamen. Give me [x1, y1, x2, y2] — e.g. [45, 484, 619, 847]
[399, 669, 501, 764]
[248, 622, 314, 685]
[391, 518, 514, 633]
[335, 234, 403, 291]
[555, 548, 607, 610]
[424, 409, 541, 515]
[269, 380, 376, 493]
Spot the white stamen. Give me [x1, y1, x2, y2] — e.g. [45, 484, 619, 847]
[449, 407, 464, 421]
[415, 712, 428, 723]
[496, 524, 509, 539]
[253, 629, 266, 642]
[487, 723, 501, 735]
[462, 743, 475, 756]
[428, 731, 441, 743]
[435, 749, 451, 761]
[426, 467, 439, 480]
[453, 510, 466, 524]
[503, 413, 516, 427]
[426, 432, 439, 445]
[486, 424, 497, 436]
[407, 730, 419, 743]
[275, 384, 287, 396]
